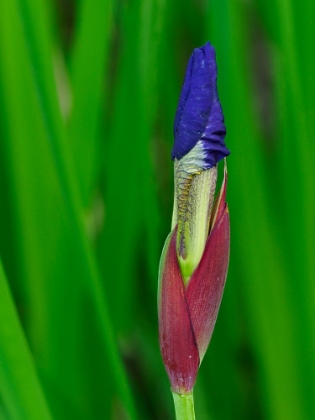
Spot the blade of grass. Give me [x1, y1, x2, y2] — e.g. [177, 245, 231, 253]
[269, 1, 315, 415]
[68, 0, 112, 206]
[99, 0, 164, 334]
[256, 0, 315, 416]
[0, 0, 137, 417]
[208, 1, 308, 419]
[0, 260, 52, 420]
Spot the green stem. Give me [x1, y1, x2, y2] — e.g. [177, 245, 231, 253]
[172, 391, 196, 420]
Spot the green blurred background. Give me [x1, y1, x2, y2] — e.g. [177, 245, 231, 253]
[0, 0, 314, 419]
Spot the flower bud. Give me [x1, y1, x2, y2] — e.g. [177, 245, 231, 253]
[158, 42, 230, 394]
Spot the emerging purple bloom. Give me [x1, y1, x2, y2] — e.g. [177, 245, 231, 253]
[158, 171, 230, 394]
[172, 42, 230, 168]
[158, 42, 230, 397]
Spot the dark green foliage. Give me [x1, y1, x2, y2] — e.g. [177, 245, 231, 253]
[0, 0, 314, 418]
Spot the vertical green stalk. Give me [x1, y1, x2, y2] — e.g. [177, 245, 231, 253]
[172, 392, 196, 420]
[0, 260, 52, 419]
[69, 0, 112, 205]
[0, 0, 138, 417]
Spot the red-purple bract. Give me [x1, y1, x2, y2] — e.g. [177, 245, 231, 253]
[158, 173, 230, 394]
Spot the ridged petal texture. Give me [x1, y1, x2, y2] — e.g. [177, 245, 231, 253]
[172, 42, 230, 169]
[158, 174, 230, 392]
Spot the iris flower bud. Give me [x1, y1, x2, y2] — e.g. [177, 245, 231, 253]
[158, 42, 230, 396]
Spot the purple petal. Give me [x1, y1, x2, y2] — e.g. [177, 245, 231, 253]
[173, 55, 193, 137]
[158, 229, 200, 394]
[172, 42, 229, 168]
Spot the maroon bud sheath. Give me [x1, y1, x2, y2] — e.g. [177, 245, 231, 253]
[158, 173, 230, 392]
[158, 229, 200, 394]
